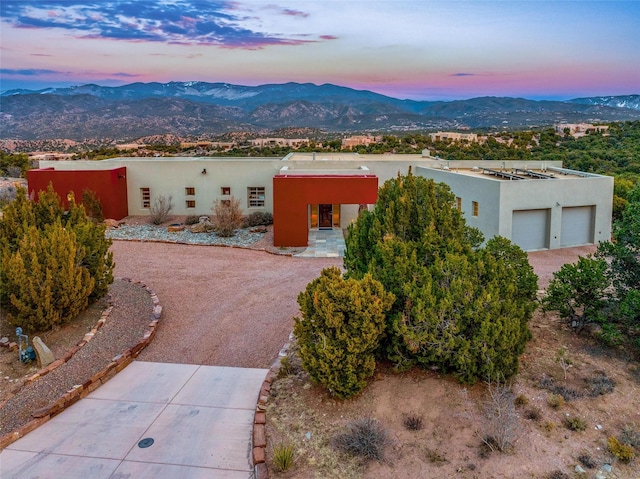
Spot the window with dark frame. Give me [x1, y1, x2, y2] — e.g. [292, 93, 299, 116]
[186, 200, 196, 208]
[221, 186, 231, 195]
[472, 201, 479, 217]
[141, 187, 151, 208]
[185, 187, 195, 196]
[248, 186, 265, 207]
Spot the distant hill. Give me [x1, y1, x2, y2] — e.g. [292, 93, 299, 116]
[1, 82, 639, 140]
[567, 94, 640, 111]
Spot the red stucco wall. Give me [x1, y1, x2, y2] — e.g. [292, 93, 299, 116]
[273, 175, 378, 247]
[27, 167, 128, 220]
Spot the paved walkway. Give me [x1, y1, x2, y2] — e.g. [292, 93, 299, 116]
[1, 361, 267, 479]
[295, 228, 346, 258]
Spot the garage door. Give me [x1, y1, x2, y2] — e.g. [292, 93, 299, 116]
[561, 206, 594, 246]
[512, 209, 549, 251]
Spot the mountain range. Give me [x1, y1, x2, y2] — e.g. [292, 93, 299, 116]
[1, 82, 639, 140]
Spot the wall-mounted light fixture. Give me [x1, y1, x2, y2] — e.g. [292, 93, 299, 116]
[118, 174, 126, 179]
[201, 168, 207, 175]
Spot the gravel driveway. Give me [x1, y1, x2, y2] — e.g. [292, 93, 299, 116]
[111, 240, 596, 369]
[111, 241, 341, 368]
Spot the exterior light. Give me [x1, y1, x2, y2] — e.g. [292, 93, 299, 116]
[201, 168, 207, 174]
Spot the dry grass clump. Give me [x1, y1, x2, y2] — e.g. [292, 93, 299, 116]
[403, 413, 424, 431]
[332, 417, 393, 463]
[272, 442, 295, 472]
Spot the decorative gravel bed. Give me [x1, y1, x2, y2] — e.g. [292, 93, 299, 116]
[0, 279, 154, 440]
[106, 224, 266, 247]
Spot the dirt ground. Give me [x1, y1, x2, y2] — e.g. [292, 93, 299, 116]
[2, 236, 637, 477]
[266, 244, 640, 479]
[110, 240, 341, 367]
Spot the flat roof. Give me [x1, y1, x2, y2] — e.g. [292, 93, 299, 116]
[421, 165, 602, 181]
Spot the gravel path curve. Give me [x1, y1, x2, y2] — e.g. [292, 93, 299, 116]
[0, 279, 153, 436]
[111, 241, 342, 367]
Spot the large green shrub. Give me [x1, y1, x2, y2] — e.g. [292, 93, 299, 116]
[0, 185, 114, 331]
[2, 222, 94, 331]
[344, 170, 537, 382]
[294, 267, 394, 399]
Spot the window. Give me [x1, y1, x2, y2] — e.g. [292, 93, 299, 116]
[248, 187, 265, 207]
[185, 187, 195, 196]
[186, 200, 196, 208]
[221, 186, 231, 195]
[472, 201, 479, 217]
[140, 188, 150, 209]
[221, 199, 231, 207]
[456, 197, 462, 210]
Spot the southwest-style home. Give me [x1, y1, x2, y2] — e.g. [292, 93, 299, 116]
[29, 151, 613, 251]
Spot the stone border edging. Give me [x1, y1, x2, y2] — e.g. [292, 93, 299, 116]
[0, 278, 162, 450]
[110, 236, 299, 257]
[252, 332, 294, 479]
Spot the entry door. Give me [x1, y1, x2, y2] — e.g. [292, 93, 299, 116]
[319, 204, 333, 229]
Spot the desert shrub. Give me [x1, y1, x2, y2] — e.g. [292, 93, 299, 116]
[403, 414, 423, 431]
[545, 471, 569, 479]
[480, 381, 518, 453]
[0, 186, 113, 331]
[81, 189, 104, 223]
[244, 211, 273, 227]
[586, 372, 616, 397]
[332, 417, 393, 462]
[564, 417, 587, 432]
[426, 448, 447, 464]
[271, 442, 295, 472]
[514, 394, 529, 407]
[2, 222, 94, 332]
[150, 194, 174, 224]
[547, 394, 565, 410]
[621, 423, 640, 448]
[184, 215, 200, 225]
[0, 185, 17, 207]
[543, 421, 556, 432]
[577, 452, 597, 469]
[294, 267, 394, 399]
[211, 196, 243, 237]
[607, 436, 635, 463]
[524, 407, 542, 421]
[539, 377, 582, 401]
[344, 172, 537, 383]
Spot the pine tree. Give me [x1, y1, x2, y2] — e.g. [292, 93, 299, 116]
[3, 222, 94, 332]
[344, 170, 537, 382]
[294, 267, 394, 399]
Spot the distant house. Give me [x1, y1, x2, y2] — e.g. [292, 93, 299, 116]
[341, 135, 382, 148]
[554, 123, 609, 138]
[430, 131, 479, 143]
[30, 153, 612, 251]
[250, 138, 309, 148]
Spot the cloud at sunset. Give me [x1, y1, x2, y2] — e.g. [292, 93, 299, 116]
[0, 1, 326, 47]
[1, 1, 638, 100]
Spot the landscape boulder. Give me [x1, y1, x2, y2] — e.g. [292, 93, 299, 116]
[32, 337, 55, 368]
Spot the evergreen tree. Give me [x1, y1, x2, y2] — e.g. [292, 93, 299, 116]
[344, 170, 537, 382]
[294, 267, 394, 399]
[0, 186, 114, 330]
[3, 222, 94, 332]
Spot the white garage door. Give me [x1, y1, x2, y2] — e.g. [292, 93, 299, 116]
[561, 206, 594, 246]
[512, 209, 549, 251]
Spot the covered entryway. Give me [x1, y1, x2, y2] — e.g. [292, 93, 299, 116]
[561, 206, 594, 246]
[512, 209, 550, 251]
[273, 174, 378, 247]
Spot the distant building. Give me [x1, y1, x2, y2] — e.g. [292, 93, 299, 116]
[30, 153, 612, 251]
[341, 135, 382, 148]
[115, 143, 142, 151]
[555, 123, 609, 138]
[430, 131, 479, 142]
[250, 138, 309, 148]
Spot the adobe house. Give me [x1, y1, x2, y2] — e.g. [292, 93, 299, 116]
[30, 152, 613, 251]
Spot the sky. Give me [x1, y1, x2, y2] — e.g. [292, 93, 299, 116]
[1, 0, 638, 101]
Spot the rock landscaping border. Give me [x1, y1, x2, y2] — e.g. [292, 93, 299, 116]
[252, 332, 294, 479]
[0, 278, 162, 450]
